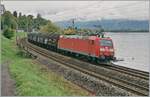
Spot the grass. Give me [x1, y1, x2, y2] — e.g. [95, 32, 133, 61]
[1, 33, 89, 96]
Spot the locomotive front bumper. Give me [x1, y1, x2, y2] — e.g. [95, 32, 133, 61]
[99, 55, 115, 60]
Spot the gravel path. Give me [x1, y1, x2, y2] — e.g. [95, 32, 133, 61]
[1, 61, 15, 96]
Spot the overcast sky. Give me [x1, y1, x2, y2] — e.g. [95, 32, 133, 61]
[2, 1, 149, 22]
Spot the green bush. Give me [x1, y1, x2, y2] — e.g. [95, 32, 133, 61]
[3, 28, 15, 39]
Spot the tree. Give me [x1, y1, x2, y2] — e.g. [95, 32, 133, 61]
[17, 13, 49, 32]
[13, 11, 17, 18]
[19, 12, 22, 18]
[40, 21, 61, 34]
[3, 28, 14, 39]
[1, 11, 17, 39]
[1, 11, 17, 30]
[27, 15, 34, 32]
[63, 27, 77, 35]
[18, 15, 28, 31]
[33, 13, 48, 31]
[37, 13, 41, 18]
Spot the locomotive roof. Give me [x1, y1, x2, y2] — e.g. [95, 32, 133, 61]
[61, 35, 111, 40]
[62, 35, 88, 39]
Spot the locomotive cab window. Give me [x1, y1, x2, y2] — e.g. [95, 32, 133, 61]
[100, 40, 113, 47]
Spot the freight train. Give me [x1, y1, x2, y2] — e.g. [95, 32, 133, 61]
[27, 33, 115, 62]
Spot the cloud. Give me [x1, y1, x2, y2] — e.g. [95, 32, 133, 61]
[3, 1, 149, 21]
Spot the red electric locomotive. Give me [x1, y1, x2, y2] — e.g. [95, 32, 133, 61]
[58, 35, 115, 61]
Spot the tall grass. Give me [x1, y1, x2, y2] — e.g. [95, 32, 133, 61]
[1, 33, 89, 96]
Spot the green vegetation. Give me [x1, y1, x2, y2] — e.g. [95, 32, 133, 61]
[1, 34, 89, 96]
[1, 11, 17, 30]
[40, 21, 61, 34]
[1, 11, 17, 39]
[3, 28, 15, 39]
[32, 13, 49, 31]
[1, 10, 105, 36]
[16, 12, 60, 33]
[62, 25, 105, 35]
[1, 11, 61, 36]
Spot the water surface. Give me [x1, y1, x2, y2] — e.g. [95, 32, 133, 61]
[105, 32, 150, 72]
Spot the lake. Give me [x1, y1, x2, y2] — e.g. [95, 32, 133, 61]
[105, 32, 150, 72]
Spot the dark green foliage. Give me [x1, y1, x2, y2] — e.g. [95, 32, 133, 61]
[1, 11, 16, 39]
[17, 13, 49, 32]
[27, 15, 34, 32]
[19, 12, 22, 18]
[33, 13, 48, 31]
[3, 28, 14, 39]
[1, 11, 17, 30]
[2, 11, 62, 35]
[18, 14, 35, 32]
[40, 21, 61, 34]
[18, 15, 28, 31]
[13, 11, 17, 18]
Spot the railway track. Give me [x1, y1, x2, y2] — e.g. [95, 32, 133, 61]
[20, 38, 149, 96]
[103, 63, 149, 80]
[78, 56, 149, 81]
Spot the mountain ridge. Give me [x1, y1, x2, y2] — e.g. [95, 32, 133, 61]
[55, 19, 149, 32]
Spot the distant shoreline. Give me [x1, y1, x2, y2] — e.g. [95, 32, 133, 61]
[106, 31, 149, 33]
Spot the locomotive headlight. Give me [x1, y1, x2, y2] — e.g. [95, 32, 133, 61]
[100, 48, 105, 52]
[109, 48, 114, 52]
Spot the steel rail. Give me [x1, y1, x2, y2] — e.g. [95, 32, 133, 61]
[101, 63, 149, 80]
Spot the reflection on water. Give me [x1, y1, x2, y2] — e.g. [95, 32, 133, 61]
[105, 32, 150, 72]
